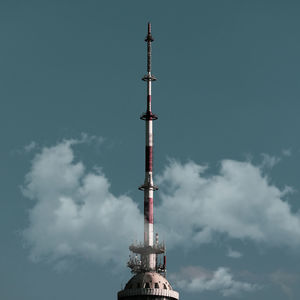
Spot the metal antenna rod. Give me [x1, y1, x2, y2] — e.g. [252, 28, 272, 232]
[146, 22, 153, 73]
[139, 22, 158, 271]
[118, 23, 179, 300]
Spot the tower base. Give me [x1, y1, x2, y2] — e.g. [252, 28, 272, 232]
[118, 272, 179, 300]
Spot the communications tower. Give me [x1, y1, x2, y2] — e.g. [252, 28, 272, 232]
[117, 23, 179, 300]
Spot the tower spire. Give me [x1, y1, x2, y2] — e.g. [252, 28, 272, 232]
[118, 22, 179, 300]
[142, 22, 157, 116]
[145, 22, 154, 74]
[128, 23, 164, 274]
[139, 22, 158, 271]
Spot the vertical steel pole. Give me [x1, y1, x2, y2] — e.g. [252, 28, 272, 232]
[140, 22, 157, 271]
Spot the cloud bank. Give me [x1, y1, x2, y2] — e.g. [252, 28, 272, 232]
[156, 159, 300, 248]
[170, 266, 259, 297]
[22, 139, 300, 268]
[22, 139, 142, 266]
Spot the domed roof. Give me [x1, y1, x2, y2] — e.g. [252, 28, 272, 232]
[124, 272, 173, 290]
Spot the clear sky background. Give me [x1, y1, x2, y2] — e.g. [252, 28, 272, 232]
[1, 1, 300, 299]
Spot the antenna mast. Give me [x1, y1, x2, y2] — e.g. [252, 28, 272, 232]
[128, 22, 165, 274]
[118, 22, 179, 300]
[139, 22, 158, 271]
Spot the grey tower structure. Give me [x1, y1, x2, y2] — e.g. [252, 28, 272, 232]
[117, 23, 179, 300]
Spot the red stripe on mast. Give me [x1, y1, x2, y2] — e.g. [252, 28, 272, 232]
[145, 146, 153, 172]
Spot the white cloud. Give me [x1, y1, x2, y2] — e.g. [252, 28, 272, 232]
[170, 266, 259, 297]
[156, 159, 300, 248]
[227, 248, 243, 259]
[260, 153, 281, 169]
[22, 139, 142, 267]
[22, 140, 300, 267]
[79, 132, 105, 146]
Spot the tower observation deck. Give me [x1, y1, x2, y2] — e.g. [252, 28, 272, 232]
[117, 23, 179, 300]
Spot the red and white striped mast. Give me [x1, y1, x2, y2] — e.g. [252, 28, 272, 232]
[119, 24, 179, 300]
[139, 22, 158, 271]
[128, 23, 166, 275]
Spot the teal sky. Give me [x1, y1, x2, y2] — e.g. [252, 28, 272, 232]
[1, 1, 300, 299]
